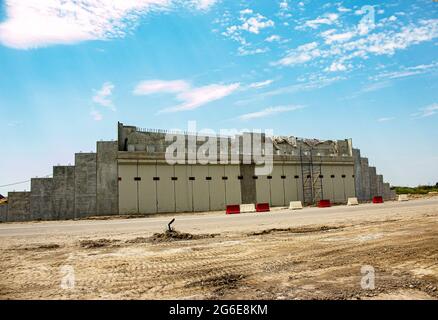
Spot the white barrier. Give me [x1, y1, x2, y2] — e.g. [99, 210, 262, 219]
[240, 203, 256, 213]
[398, 194, 409, 201]
[289, 201, 303, 210]
[347, 197, 359, 206]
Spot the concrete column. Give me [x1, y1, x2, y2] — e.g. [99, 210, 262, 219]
[377, 175, 384, 197]
[97, 141, 119, 216]
[369, 167, 377, 198]
[240, 164, 256, 204]
[352, 149, 363, 200]
[360, 158, 371, 201]
[383, 182, 391, 200]
[52, 166, 75, 220]
[30, 178, 54, 220]
[74, 153, 97, 218]
[6, 192, 30, 221]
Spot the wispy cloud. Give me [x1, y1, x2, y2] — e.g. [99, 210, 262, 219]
[0, 0, 218, 49]
[377, 117, 395, 122]
[370, 62, 438, 81]
[163, 83, 240, 112]
[237, 105, 305, 121]
[92, 82, 115, 110]
[90, 109, 103, 121]
[248, 79, 274, 89]
[133, 80, 190, 95]
[412, 103, 438, 118]
[134, 79, 240, 113]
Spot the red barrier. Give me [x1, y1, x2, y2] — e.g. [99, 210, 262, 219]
[226, 204, 240, 214]
[256, 203, 270, 212]
[373, 196, 384, 204]
[318, 199, 331, 208]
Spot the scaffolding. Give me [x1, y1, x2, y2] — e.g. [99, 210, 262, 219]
[300, 146, 323, 205]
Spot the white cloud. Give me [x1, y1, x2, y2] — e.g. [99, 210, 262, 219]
[304, 13, 339, 29]
[325, 61, 347, 72]
[238, 46, 269, 56]
[321, 30, 354, 44]
[370, 62, 438, 81]
[337, 6, 351, 13]
[93, 82, 115, 110]
[133, 80, 190, 95]
[279, 1, 288, 10]
[0, 0, 217, 49]
[377, 117, 395, 122]
[274, 42, 321, 66]
[163, 83, 240, 112]
[238, 105, 304, 121]
[275, 19, 438, 69]
[191, 0, 218, 10]
[90, 110, 103, 121]
[265, 35, 281, 42]
[412, 103, 438, 118]
[248, 79, 274, 89]
[240, 13, 274, 34]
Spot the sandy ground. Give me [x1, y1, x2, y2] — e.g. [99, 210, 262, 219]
[0, 198, 437, 300]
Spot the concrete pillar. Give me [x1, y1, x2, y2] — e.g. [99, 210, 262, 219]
[369, 167, 377, 198]
[30, 178, 54, 220]
[97, 141, 119, 216]
[240, 164, 256, 204]
[6, 192, 30, 221]
[74, 153, 97, 218]
[383, 182, 391, 200]
[353, 149, 364, 200]
[377, 175, 384, 197]
[52, 166, 75, 220]
[360, 158, 371, 201]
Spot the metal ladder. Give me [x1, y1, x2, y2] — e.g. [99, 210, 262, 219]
[300, 147, 323, 205]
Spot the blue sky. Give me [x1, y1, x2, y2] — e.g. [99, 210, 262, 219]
[0, 0, 437, 194]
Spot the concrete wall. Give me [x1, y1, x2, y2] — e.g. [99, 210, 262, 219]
[30, 178, 53, 220]
[0, 204, 8, 222]
[74, 153, 97, 218]
[52, 166, 75, 220]
[7, 191, 31, 221]
[97, 141, 119, 216]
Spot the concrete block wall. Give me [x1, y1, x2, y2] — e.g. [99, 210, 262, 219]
[74, 153, 97, 218]
[96, 141, 119, 216]
[360, 158, 371, 201]
[30, 178, 54, 220]
[52, 166, 75, 220]
[7, 192, 31, 221]
[0, 204, 8, 222]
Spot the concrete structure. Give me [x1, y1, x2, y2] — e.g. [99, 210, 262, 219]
[2, 123, 396, 222]
[289, 201, 303, 210]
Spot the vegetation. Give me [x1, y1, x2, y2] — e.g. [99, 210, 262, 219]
[392, 184, 438, 195]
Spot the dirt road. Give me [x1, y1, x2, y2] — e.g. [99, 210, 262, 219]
[0, 198, 437, 299]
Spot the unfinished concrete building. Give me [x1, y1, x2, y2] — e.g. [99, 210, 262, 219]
[0, 122, 396, 222]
